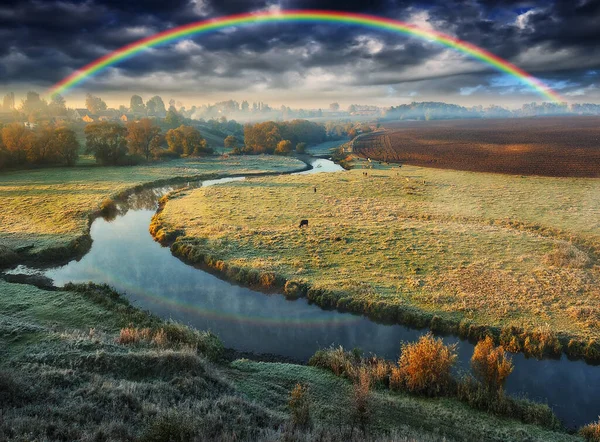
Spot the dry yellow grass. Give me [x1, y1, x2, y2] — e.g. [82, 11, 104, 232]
[155, 165, 600, 341]
[0, 155, 305, 263]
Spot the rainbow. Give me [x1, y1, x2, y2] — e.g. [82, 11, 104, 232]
[47, 10, 563, 103]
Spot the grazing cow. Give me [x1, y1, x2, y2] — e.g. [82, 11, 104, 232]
[313, 186, 317, 193]
[299, 219, 309, 228]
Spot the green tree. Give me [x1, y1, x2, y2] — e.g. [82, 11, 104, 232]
[49, 94, 67, 116]
[85, 94, 107, 114]
[2, 92, 15, 111]
[28, 125, 57, 164]
[165, 109, 183, 129]
[146, 96, 166, 117]
[51, 127, 79, 166]
[166, 125, 209, 156]
[224, 135, 238, 150]
[85, 122, 128, 165]
[126, 118, 162, 160]
[275, 139, 292, 155]
[20, 91, 49, 122]
[295, 142, 307, 154]
[130, 95, 145, 113]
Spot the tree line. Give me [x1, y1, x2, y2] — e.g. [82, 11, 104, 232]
[85, 119, 212, 166]
[239, 119, 357, 155]
[0, 123, 79, 169]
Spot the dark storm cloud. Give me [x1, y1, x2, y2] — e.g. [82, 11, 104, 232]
[0, 0, 598, 102]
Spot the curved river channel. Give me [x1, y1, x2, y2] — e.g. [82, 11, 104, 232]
[8, 157, 600, 428]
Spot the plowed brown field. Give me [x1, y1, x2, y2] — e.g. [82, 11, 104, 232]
[354, 117, 600, 177]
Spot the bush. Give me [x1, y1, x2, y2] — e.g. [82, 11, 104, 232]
[396, 333, 457, 396]
[457, 375, 561, 429]
[351, 366, 372, 435]
[116, 327, 152, 345]
[581, 418, 600, 442]
[288, 383, 311, 429]
[308, 346, 355, 377]
[471, 336, 513, 392]
[140, 411, 197, 442]
[154, 148, 180, 160]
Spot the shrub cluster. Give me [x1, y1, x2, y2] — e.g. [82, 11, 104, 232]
[289, 383, 311, 429]
[309, 334, 562, 430]
[165, 239, 600, 364]
[580, 418, 600, 442]
[394, 334, 457, 396]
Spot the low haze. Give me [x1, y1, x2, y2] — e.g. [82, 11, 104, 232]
[1, 0, 599, 106]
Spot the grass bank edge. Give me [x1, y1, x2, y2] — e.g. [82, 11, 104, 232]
[2, 281, 584, 440]
[0, 157, 311, 269]
[149, 199, 600, 365]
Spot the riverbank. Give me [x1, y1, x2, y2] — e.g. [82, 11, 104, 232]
[0, 280, 583, 441]
[0, 155, 308, 268]
[150, 166, 600, 363]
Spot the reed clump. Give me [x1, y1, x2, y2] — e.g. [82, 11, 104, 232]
[580, 418, 600, 442]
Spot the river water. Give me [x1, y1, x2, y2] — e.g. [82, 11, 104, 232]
[7, 157, 599, 428]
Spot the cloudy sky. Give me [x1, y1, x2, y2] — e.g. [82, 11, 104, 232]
[1, 0, 599, 108]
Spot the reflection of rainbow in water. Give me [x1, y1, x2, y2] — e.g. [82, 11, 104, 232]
[98, 275, 364, 328]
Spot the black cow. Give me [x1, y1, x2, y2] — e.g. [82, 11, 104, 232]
[299, 219, 308, 228]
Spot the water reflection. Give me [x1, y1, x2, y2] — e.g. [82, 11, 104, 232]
[15, 159, 600, 428]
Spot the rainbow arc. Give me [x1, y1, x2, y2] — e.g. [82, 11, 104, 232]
[47, 10, 563, 103]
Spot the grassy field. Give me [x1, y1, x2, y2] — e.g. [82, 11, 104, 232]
[356, 117, 600, 177]
[153, 165, 600, 352]
[0, 155, 306, 266]
[0, 279, 582, 441]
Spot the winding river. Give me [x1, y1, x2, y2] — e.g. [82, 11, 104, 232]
[7, 157, 600, 429]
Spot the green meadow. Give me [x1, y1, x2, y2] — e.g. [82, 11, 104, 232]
[153, 165, 600, 348]
[0, 155, 306, 266]
[0, 280, 581, 441]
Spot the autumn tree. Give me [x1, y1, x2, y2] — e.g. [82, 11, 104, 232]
[274, 139, 292, 155]
[28, 125, 56, 164]
[85, 94, 107, 114]
[471, 336, 513, 392]
[85, 122, 128, 165]
[166, 125, 209, 156]
[224, 135, 238, 150]
[288, 384, 311, 429]
[52, 127, 79, 166]
[1, 123, 35, 164]
[130, 95, 145, 114]
[394, 333, 457, 396]
[243, 121, 281, 154]
[126, 118, 162, 160]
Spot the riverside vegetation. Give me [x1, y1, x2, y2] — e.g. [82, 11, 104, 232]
[0, 280, 589, 441]
[150, 165, 600, 362]
[0, 155, 306, 267]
